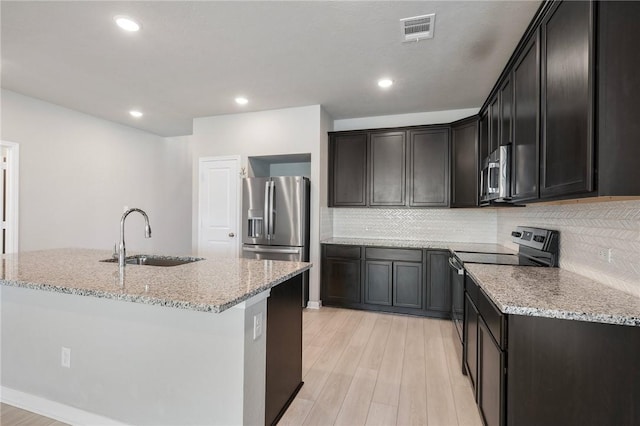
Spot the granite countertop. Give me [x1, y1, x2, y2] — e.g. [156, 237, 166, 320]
[465, 264, 640, 327]
[0, 249, 311, 314]
[321, 237, 517, 254]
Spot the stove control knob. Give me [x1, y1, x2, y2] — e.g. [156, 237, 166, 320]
[533, 235, 545, 243]
[511, 231, 522, 238]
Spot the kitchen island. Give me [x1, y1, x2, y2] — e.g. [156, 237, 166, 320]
[0, 249, 311, 425]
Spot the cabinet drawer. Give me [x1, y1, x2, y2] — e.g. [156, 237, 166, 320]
[365, 247, 422, 262]
[324, 245, 361, 259]
[478, 288, 505, 350]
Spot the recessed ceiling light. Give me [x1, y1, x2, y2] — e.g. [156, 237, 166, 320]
[129, 110, 143, 118]
[114, 15, 141, 32]
[378, 78, 394, 88]
[235, 97, 249, 105]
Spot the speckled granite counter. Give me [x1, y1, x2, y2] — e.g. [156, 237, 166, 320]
[321, 238, 517, 254]
[0, 248, 311, 313]
[465, 264, 640, 327]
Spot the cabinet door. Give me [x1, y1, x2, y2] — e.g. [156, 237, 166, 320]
[451, 119, 479, 207]
[512, 33, 540, 202]
[499, 78, 513, 146]
[479, 112, 489, 163]
[489, 96, 500, 154]
[464, 294, 479, 397]
[393, 261, 423, 309]
[369, 131, 406, 206]
[426, 251, 451, 313]
[478, 319, 505, 426]
[322, 257, 361, 305]
[329, 133, 367, 206]
[540, 0, 593, 199]
[364, 261, 393, 306]
[407, 128, 449, 207]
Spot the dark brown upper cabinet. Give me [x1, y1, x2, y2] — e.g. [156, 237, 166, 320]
[328, 133, 367, 207]
[499, 77, 513, 146]
[479, 112, 489, 164]
[597, 0, 640, 196]
[328, 125, 456, 209]
[407, 128, 450, 207]
[488, 96, 500, 154]
[368, 131, 406, 206]
[451, 117, 479, 208]
[540, 0, 594, 200]
[511, 32, 540, 203]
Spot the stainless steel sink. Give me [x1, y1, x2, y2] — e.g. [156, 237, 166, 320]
[101, 255, 203, 267]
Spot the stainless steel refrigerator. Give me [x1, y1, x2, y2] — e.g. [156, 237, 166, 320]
[242, 176, 310, 306]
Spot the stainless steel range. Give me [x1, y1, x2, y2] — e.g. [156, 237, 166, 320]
[449, 226, 560, 373]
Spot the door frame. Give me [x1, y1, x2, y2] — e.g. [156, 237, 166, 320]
[0, 141, 19, 254]
[197, 155, 242, 257]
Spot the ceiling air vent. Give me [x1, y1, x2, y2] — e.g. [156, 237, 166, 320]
[400, 13, 436, 43]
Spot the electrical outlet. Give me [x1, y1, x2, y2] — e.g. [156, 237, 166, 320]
[61, 347, 71, 368]
[597, 248, 612, 263]
[253, 313, 263, 340]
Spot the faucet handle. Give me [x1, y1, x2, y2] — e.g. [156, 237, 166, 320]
[112, 243, 119, 259]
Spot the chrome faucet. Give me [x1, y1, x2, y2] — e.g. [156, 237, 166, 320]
[119, 208, 152, 268]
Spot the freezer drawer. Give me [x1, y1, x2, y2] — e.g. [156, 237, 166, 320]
[242, 244, 305, 262]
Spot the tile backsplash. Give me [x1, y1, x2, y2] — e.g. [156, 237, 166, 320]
[324, 200, 640, 297]
[331, 208, 497, 243]
[497, 200, 640, 297]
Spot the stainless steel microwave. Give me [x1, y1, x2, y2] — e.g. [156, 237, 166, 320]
[480, 145, 511, 204]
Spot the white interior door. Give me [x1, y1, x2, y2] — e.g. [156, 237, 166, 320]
[198, 156, 240, 258]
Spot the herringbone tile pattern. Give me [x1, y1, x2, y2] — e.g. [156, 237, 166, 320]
[497, 200, 640, 297]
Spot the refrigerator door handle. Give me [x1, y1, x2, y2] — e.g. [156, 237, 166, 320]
[264, 181, 271, 240]
[269, 181, 275, 237]
[242, 247, 300, 254]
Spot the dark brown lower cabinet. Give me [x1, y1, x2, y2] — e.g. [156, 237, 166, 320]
[464, 294, 479, 397]
[392, 261, 423, 309]
[478, 319, 505, 426]
[321, 245, 361, 306]
[321, 244, 449, 317]
[364, 261, 392, 306]
[426, 251, 451, 312]
[464, 274, 640, 426]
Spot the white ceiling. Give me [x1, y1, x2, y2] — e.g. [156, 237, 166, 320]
[1, 1, 541, 137]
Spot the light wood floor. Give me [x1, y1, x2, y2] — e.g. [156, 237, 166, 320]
[0, 403, 68, 426]
[279, 307, 482, 426]
[1, 307, 481, 426]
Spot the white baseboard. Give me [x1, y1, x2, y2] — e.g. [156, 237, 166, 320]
[306, 300, 322, 309]
[0, 386, 127, 426]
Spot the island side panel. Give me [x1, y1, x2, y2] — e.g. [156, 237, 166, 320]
[265, 273, 303, 426]
[508, 314, 640, 426]
[0, 285, 268, 426]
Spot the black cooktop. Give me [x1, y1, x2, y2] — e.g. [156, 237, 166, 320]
[454, 252, 546, 267]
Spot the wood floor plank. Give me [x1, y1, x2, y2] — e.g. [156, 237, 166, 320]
[365, 402, 398, 426]
[303, 311, 374, 426]
[334, 367, 378, 426]
[439, 321, 483, 426]
[371, 315, 408, 407]
[297, 310, 361, 401]
[397, 316, 428, 426]
[359, 314, 392, 371]
[277, 397, 315, 425]
[424, 318, 459, 426]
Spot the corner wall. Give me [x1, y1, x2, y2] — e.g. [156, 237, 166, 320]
[0, 90, 192, 255]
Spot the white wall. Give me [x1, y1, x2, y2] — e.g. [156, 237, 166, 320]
[0, 90, 192, 255]
[189, 105, 326, 303]
[333, 108, 479, 131]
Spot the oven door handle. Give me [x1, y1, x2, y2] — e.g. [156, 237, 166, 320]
[448, 257, 465, 275]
